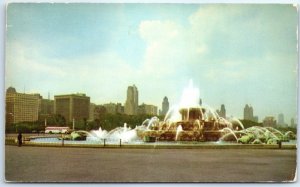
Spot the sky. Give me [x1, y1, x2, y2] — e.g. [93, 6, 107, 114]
[5, 3, 298, 122]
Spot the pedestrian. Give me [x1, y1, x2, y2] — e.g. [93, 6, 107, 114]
[17, 132, 22, 147]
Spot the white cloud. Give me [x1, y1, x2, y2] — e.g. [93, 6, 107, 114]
[6, 41, 66, 83]
[6, 4, 297, 121]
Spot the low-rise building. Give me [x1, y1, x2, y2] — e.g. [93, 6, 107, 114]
[5, 87, 39, 124]
[54, 93, 90, 123]
[138, 103, 158, 115]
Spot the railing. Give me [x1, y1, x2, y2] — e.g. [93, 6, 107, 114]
[5, 135, 295, 149]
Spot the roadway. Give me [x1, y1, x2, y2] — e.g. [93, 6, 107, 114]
[5, 145, 297, 182]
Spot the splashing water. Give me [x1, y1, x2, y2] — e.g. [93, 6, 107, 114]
[61, 80, 295, 145]
[179, 79, 200, 108]
[175, 125, 183, 141]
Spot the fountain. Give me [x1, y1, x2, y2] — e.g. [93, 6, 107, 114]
[137, 80, 240, 142]
[29, 80, 296, 146]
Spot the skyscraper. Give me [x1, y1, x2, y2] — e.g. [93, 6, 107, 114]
[216, 104, 226, 118]
[161, 96, 169, 116]
[291, 118, 295, 127]
[220, 104, 226, 118]
[278, 113, 285, 126]
[199, 99, 202, 106]
[124, 85, 138, 115]
[244, 104, 254, 121]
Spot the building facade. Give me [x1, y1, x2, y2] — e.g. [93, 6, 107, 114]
[161, 96, 169, 116]
[40, 98, 54, 115]
[89, 103, 96, 121]
[262, 116, 277, 127]
[124, 85, 138, 115]
[244, 104, 253, 121]
[216, 104, 226, 118]
[116, 103, 124, 114]
[290, 118, 295, 127]
[278, 113, 285, 126]
[54, 93, 90, 123]
[138, 103, 158, 115]
[5, 87, 39, 124]
[103, 103, 117, 114]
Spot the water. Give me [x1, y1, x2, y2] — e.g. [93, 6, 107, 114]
[30, 137, 239, 145]
[30, 80, 296, 146]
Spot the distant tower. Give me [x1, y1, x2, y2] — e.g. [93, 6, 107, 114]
[216, 104, 226, 118]
[220, 104, 226, 118]
[290, 118, 295, 127]
[161, 96, 169, 115]
[199, 99, 202, 106]
[244, 104, 254, 121]
[278, 113, 284, 126]
[125, 85, 139, 115]
[249, 106, 253, 119]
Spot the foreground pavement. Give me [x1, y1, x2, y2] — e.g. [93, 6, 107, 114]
[5, 145, 297, 182]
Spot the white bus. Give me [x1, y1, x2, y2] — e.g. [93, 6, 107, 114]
[45, 127, 70, 134]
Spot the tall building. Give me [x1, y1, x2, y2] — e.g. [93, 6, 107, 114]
[253, 116, 259, 123]
[199, 99, 202, 106]
[244, 104, 254, 121]
[54, 93, 90, 123]
[278, 113, 285, 126]
[138, 103, 158, 115]
[216, 104, 226, 118]
[161, 96, 169, 116]
[124, 85, 138, 115]
[220, 104, 226, 118]
[291, 118, 295, 127]
[5, 87, 39, 124]
[263, 116, 276, 127]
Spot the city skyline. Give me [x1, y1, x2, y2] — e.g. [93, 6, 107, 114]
[5, 85, 296, 125]
[6, 4, 298, 121]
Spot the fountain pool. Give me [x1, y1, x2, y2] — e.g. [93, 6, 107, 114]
[27, 80, 296, 146]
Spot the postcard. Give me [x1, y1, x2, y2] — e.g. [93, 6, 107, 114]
[5, 3, 298, 182]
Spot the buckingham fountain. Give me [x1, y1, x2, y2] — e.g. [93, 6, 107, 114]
[30, 80, 296, 146]
[136, 80, 237, 142]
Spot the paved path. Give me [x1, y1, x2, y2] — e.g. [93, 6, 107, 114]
[5, 145, 296, 182]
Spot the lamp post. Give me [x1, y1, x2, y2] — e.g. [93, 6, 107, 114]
[72, 118, 75, 131]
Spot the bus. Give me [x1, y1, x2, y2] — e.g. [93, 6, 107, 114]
[45, 127, 71, 134]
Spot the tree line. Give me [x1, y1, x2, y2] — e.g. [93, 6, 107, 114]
[5, 113, 162, 133]
[5, 115, 296, 134]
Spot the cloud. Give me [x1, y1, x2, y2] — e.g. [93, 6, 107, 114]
[135, 4, 297, 120]
[5, 4, 297, 121]
[6, 41, 66, 83]
[188, 4, 297, 59]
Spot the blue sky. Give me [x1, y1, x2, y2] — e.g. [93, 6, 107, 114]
[6, 3, 298, 122]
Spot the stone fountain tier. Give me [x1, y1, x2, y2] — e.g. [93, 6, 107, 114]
[140, 128, 225, 142]
[179, 107, 206, 121]
[140, 107, 231, 142]
[140, 130, 204, 141]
